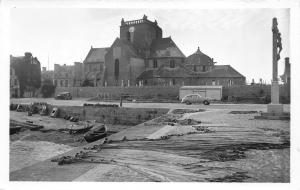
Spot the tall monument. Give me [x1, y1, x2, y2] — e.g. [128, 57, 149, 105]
[267, 17, 283, 114]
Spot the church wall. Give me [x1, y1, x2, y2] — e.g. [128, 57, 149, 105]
[104, 45, 135, 86]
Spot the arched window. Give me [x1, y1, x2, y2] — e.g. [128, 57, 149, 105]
[114, 59, 119, 79]
[127, 32, 131, 41]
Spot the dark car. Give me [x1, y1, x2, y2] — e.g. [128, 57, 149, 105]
[55, 92, 72, 100]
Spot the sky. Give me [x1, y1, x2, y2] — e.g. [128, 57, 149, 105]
[9, 8, 290, 83]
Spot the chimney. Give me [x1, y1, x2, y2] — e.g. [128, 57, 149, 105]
[24, 52, 32, 58]
[42, 67, 46, 72]
[285, 57, 289, 65]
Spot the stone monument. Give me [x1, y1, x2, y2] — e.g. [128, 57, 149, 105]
[267, 17, 284, 114]
[255, 17, 289, 120]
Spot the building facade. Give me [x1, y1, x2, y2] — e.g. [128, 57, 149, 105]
[83, 15, 245, 87]
[83, 47, 109, 86]
[53, 62, 84, 87]
[10, 67, 20, 98]
[10, 52, 41, 97]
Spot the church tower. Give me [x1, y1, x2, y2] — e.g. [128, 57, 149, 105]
[120, 15, 162, 52]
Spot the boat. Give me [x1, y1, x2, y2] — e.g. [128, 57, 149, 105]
[69, 125, 93, 134]
[84, 124, 108, 143]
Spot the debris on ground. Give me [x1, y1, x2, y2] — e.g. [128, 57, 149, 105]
[229, 111, 258, 114]
[177, 118, 201, 125]
[193, 125, 215, 133]
[201, 142, 290, 162]
[171, 109, 205, 114]
[206, 172, 251, 182]
[10, 119, 44, 131]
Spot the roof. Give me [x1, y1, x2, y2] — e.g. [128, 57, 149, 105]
[84, 47, 110, 63]
[191, 65, 245, 78]
[180, 86, 222, 89]
[186, 47, 214, 66]
[109, 38, 144, 58]
[138, 65, 245, 79]
[150, 37, 185, 58]
[137, 65, 191, 79]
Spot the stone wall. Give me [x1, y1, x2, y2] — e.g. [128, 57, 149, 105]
[55, 85, 290, 103]
[46, 105, 168, 125]
[55, 86, 180, 100]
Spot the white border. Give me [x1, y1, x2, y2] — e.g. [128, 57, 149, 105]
[1, 0, 300, 190]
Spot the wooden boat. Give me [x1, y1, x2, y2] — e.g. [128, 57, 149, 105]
[84, 124, 107, 143]
[69, 125, 93, 134]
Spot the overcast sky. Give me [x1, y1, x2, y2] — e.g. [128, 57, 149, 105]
[9, 8, 289, 83]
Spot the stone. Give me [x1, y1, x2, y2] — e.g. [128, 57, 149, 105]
[271, 81, 280, 104]
[267, 104, 283, 115]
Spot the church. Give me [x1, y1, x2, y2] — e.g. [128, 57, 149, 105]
[83, 15, 245, 87]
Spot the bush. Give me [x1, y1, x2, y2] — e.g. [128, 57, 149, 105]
[41, 80, 55, 98]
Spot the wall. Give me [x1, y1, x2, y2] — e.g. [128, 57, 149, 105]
[55, 85, 290, 103]
[55, 86, 180, 100]
[46, 105, 168, 125]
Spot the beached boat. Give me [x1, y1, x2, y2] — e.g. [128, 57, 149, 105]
[83, 124, 107, 143]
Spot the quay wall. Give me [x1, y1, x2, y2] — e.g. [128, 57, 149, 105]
[45, 104, 168, 126]
[55, 85, 289, 103]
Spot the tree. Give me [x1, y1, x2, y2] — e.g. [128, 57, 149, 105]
[81, 79, 94, 87]
[41, 79, 55, 98]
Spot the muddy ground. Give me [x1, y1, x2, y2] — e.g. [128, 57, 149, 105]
[9, 107, 290, 182]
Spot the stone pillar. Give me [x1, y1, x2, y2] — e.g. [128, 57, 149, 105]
[267, 17, 283, 114]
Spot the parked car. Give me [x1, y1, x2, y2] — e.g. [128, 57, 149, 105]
[55, 92, 72, 100]
[181, 94, 211, 105]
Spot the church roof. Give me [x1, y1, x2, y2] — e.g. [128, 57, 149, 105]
[109, 38, 144, 58]
[186, 47, 214, 66]
[84, 47, 110, 63]
[191, 65, 245, 78]
[137, 65, 191, 79]
[150, 37, 185, 58]
[137, 65, 245, 79]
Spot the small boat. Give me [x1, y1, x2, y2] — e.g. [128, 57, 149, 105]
[69, 125, 93, 134]
[84, 124, 107, 143]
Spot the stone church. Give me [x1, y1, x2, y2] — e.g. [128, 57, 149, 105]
[83, 15, 245, 87]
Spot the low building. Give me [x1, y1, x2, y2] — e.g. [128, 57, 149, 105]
[53, 62, 84, 87]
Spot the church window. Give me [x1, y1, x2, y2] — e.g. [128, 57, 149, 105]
[170, 59, 175, 68]
[114, 59, 119, 78]
[153, 59, 158, 68]
[127, 32, 131, 42]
